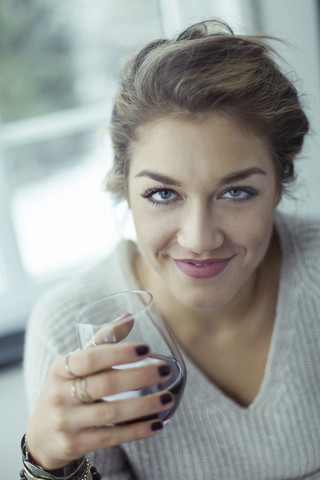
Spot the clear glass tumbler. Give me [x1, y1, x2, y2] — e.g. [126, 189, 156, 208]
[75, 290, 186, 423]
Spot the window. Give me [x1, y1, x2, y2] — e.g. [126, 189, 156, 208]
[0, 0, 162, 335]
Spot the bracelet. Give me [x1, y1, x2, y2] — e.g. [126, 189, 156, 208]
[20, 434, 101, 480]
[20, 466, 101, 480]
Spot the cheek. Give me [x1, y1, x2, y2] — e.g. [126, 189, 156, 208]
[132, 208, 175, 253]
[227, 207, 274, 257]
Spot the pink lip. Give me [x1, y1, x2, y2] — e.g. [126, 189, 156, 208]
[173, 257, 232, 279]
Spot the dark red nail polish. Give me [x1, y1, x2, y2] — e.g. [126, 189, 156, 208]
[135, 345, 149, 356]
[158, 365, 171, 377]
[160, 393, 173, 405]
[151, 421, 163, 431]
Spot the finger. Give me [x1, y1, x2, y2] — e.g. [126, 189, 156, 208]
[93, 314, 134, 345]
[64, 350, 81, 379]
[73, 360, 172, 402]
[55, 342, 151, 379]
[73, 419, 165, 455]
[65, 391, 174, 430]
[110, 314, 134, 342]
[39, 418, 164, 465]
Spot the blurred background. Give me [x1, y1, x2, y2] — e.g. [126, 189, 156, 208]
[0, 0, 319, 477]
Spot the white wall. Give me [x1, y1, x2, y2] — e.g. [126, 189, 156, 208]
[159, 0, 255, 35]
[256, 0, 320, 218]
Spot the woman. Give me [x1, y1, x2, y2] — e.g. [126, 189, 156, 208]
[23, 20, 320, 480]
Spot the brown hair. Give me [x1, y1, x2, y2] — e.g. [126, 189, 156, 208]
[106, 19, 309, 201]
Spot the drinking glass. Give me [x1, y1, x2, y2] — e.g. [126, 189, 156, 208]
[75, 290, 186, 423]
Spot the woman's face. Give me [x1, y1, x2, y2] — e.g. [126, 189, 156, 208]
[127, 113, 280, 310]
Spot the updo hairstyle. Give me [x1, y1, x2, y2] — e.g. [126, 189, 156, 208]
[106, 20, 309, 201]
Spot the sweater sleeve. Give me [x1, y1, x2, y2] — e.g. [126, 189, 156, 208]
[24, 287, 71, 414]
[23, 252, 138, 479]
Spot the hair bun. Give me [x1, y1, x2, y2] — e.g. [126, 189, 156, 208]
[176, 19, 234, 41]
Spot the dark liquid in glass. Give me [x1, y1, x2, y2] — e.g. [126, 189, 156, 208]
[110, 354, 186, 424]
[141, 354, 186, 421]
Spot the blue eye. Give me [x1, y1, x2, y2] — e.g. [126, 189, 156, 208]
[153, 190, 175, 201]
[221, 187, 258, 202]
[224, 189, 247, 199]
[141, 187, 179, 205]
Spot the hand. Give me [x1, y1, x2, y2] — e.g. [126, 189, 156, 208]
[26, 342, 173, 469]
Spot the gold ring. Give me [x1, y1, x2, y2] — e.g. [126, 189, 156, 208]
[71, 377, 93, 403]
[65, 353, 77, 378]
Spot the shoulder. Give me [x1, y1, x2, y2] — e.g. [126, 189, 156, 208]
[275, 211, 320, 292]
[275, 211, 320, 261]
[26, 239, 138, 354]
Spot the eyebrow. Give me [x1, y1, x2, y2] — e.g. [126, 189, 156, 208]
[217, 167, 267, 186]
[135, 170, 181, 186]
[135, 167, 267, 187]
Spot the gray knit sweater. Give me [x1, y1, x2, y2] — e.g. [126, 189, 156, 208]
[24, 212, 320, 479]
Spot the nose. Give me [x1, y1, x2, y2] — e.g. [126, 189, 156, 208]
[177, 202, 224, 254]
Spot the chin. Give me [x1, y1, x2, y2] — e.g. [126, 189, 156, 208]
[172, 284, 236, 311]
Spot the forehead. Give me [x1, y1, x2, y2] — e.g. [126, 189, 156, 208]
[129, 113, 274, 180]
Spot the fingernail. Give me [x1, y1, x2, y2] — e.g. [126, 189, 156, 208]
[151, 421, 163, 431]
[135, 345, 150, 356]
[158, 365, 171, 377]
[160, 393, 173, 405]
